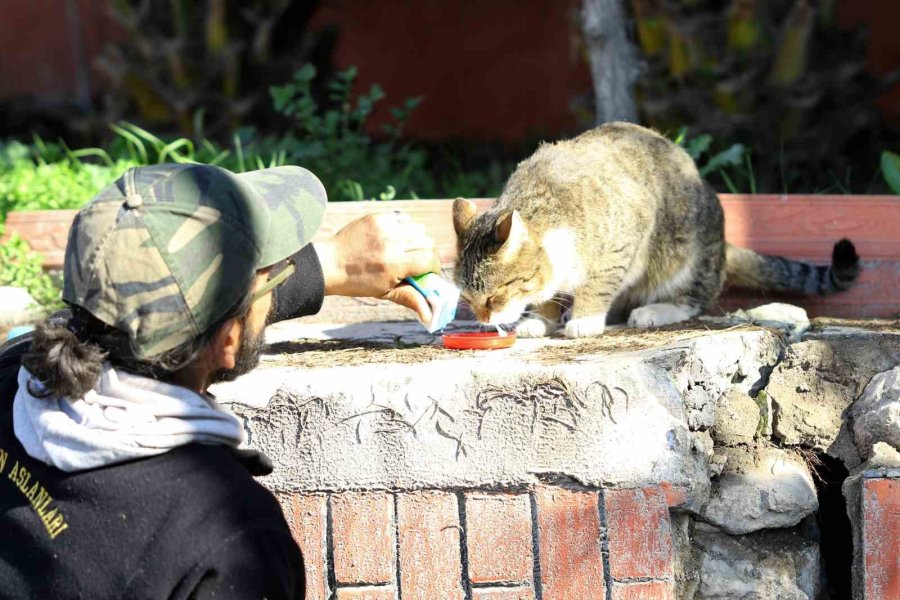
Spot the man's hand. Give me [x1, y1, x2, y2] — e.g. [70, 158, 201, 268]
[313, 212, 442, 323]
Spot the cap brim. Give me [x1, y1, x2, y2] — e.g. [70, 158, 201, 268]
[236, 166, 328, 268]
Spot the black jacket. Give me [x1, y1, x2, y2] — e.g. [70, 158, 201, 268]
[0, 244, 325, 599]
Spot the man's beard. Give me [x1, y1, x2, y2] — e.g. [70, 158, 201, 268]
[209, 321, 266, 384]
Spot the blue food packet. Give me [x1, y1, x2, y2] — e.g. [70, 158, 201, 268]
[404, 273, 460, 333]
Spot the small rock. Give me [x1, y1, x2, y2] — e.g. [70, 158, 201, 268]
[852, 366, 900, 457]
[732, 302, 810, 341]
[708, 452, 728, 478]
[0, 286, 39, 328]
[867, 441, 900, 469]
[701, 447, 818, 535]
[693, 523, 821, 600]
[712, 388, 762, 446]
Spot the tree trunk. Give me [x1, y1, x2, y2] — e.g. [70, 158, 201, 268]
[581, 0, 640, 124]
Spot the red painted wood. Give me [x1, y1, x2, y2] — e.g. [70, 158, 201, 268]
[5, 194, 900, 318]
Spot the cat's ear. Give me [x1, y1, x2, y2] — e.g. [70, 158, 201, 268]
[453, 198, 477, 235]
[495, 210, 528, 259]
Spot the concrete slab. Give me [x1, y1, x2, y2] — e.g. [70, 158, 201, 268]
[212, 318, 785, 509]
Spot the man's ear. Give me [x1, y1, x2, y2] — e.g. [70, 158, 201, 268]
[452, 197, 477, 236]
[495, 210, 528, 260]
[210, 318, 241, 371]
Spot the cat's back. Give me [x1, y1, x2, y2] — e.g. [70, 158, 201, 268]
[499, 122, 695, 216]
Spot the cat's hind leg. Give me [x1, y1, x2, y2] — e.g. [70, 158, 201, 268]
[627, 249, 723, 329]
[629, 217, 726, 329]
[515, 301, 562, 338]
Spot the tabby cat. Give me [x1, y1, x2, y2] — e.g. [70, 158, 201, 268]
[453, 122, 859, 338]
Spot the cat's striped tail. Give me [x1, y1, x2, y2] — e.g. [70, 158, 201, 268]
[724, 239, 860, 296]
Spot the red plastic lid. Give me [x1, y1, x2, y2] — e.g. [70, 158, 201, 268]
[442, 331, 517, 350]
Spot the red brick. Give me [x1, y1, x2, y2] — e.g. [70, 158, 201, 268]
[465, 492, 533, 585]
[277, 493, 328, 599]
[335, 586, 396, 600]
[611, 581, 676, 600]
[658, 482, 688, 508]
[472, 587, 535, 600]
[396, 491, 465, 600]
[604, 487, 674, 580]
[862, 478, 900, 600]
[331, 491, 395, 585]
[534, 487, 605, 600]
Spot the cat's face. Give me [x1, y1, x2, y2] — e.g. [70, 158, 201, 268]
[452, 199, 554, 325]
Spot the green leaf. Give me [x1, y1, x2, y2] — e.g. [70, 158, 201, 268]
[294, 63, 316, 82]
[68, 147, 115, 168]
[684, 134, 711, 160]
[881, 151, 900, 194]
[270, 85, 296, 112]
[378, 185, 396, 201]
[159, 138, 195, 164]
[109, 123, 149, 164]
[700, 143, 745, 177]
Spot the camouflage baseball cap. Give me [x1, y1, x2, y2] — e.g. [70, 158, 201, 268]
[63, 163, 327, 358]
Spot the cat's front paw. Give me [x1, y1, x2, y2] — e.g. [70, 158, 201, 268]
[563, 315, 607, 338]
[627, 304, 693, 328]
[515, 317, 553, 338]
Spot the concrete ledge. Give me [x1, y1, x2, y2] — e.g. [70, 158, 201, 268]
[215, 319, 782, 506]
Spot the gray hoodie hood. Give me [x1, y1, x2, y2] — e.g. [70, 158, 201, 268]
[13, 364, 244, 472]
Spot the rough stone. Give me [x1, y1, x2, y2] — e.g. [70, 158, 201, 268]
[670, 325, 781, 432]
[692, 523, 821, 600]
[765, 330, 900, 463]
[712, 388, 763, 447]
[851, 366, 900, 458]
[0, 286, 39, 327]
[700, 447, 818, 535]
[671, 514, 700, 600]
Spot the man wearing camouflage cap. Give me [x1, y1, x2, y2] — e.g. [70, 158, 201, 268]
[0, 164, 440, 598]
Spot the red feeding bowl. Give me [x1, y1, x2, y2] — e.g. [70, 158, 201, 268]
[441, 331, 517, 350]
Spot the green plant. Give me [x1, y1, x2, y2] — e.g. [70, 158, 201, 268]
[673, 127, 753, 193]
[0, 140, 135, 224]
[102, 121, 286, 173]
[0, 226, 63, 311]
[268, 64, 432, 201]
[628, 0, 893, 193]
[97, 0, 333, 137]
[2, 64, 511, 211]
[881, 151, 900, 194]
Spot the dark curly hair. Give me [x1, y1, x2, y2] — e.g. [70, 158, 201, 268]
[22, 295, 251, 400]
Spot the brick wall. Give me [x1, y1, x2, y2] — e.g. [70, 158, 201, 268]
[277, 485, 684, 600]
[862, 478, 900, 600]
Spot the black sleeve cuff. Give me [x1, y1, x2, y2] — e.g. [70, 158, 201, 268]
[270, 244, 325, 322]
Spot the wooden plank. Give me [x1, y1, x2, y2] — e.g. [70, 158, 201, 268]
[4, 194, 900, 318]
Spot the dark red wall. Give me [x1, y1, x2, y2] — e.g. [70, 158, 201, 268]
[0, 0, 117, 102]
[308, 0, 592, 142]
[0, 0, 897, 138]
[837, 0, 900, 125]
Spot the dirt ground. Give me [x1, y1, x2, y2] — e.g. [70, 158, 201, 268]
[808, 316, 900, 332]
[260, 320, 775, 369]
